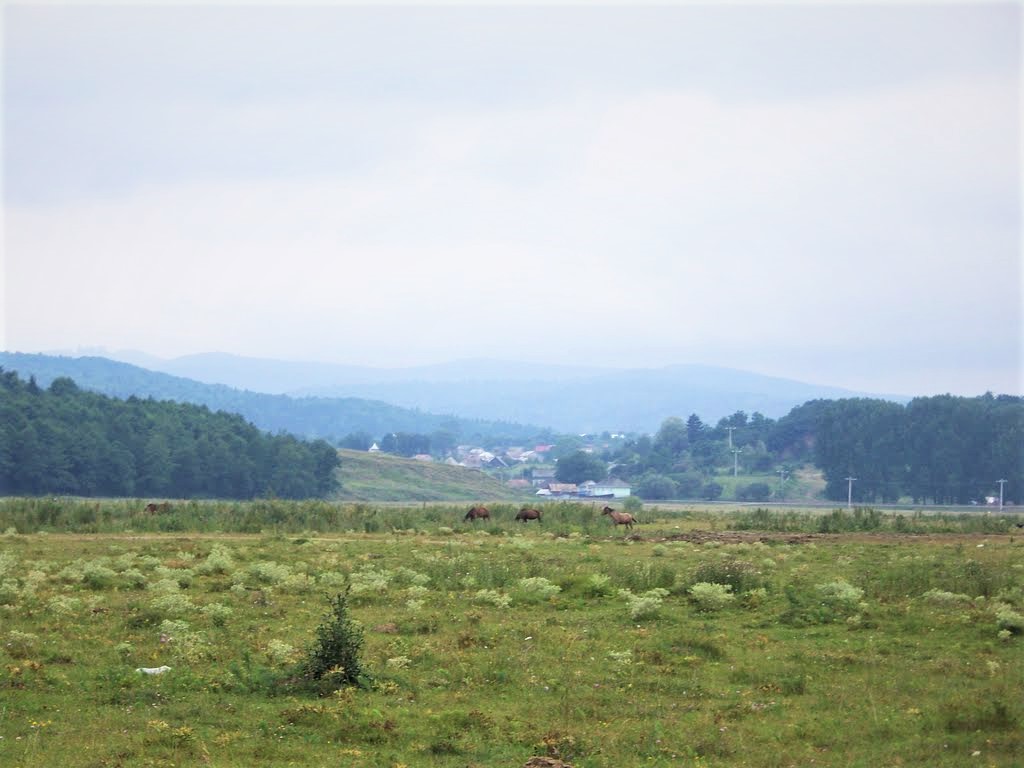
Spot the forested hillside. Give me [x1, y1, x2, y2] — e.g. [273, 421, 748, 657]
[0, 369, 340, 499]
[602, 394, 1023, 505]
[0, 353, 551, 444]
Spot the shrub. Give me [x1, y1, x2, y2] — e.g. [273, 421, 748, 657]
[622, 496, 643, 512]
[265, 639, 299, 666]
[301, 592, 370, 688]
[689, 582, 735, 612]
[702, 482, 723, 501]
[514, 577, 561, 603]
[816, 580, 864, 612]
[736, 482, 772, 502]
[619, 588, 670, 620]
[196, 545, 234, 575]
[582, 573, 613, 598]
[473, 589, 512, 609]
[995, 606, 1023, 636]
[5, 630, 39, 658]
[201, 602, 234, 627]
[921, 589, 973, 605]
[686, 559, 763, 595]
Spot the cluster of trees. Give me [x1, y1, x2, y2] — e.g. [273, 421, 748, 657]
[569, 395, 1022, 504]
[809, 395, 1022, 504]
[0, 370, 340, 499]
[592, 411, 779, 499]
[336, 430, 459, 457]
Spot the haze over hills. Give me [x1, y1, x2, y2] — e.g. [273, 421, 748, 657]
[55, 348, 906, 434]
[0, 352, 549, 443]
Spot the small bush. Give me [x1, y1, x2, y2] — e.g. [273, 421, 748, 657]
[689, 582, 735, 612]
[687, 559, 764, 595]
[921, 589, 973, 605]
[514, 577, 561, 603]
[619, 587, 670, 620]
[473, 589, 512, 609]
[995, 606, 1023, 636]
[301, 592, 370, 688]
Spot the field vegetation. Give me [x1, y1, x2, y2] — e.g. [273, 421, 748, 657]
[0, 499, 1021, 767]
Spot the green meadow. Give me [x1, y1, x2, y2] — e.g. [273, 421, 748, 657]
[0, 500, 1021, 767]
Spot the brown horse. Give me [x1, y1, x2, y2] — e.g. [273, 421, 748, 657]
[464, 506, 491, 522]
[516, 507, 542, 523]
[603, 506, 636, 529]
[144, 502, 171, 514]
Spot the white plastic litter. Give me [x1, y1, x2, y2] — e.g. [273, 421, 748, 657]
[136, 665, 172, 675]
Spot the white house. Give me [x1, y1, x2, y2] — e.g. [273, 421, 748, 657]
[590, 478, 632, 498]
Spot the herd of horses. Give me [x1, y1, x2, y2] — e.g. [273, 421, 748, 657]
[141, 500, 636, 529]
[465, 505, 637, 529]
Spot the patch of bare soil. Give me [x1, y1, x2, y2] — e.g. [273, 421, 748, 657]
[628, 531, 1014, 545]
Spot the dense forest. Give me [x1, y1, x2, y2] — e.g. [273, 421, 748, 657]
[0, 369, 340, 499]
[600, 395, 1023, 504]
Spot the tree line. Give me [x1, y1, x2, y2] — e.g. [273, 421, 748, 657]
[577, 394, 1022, 504]
[0, 369, 340, 499]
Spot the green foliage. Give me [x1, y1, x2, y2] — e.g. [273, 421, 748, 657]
[688, 582, 735, 612]
[635, 472, 677, 500]
[554, 450, 607, 484]
[686, 559, 764, 595]
[0, 368, 339, 499]
[736, 481, 772, 501]
[302, 592, 371, 688]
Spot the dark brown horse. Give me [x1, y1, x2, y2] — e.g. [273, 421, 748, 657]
[602, 506, 636, 529]
[144, 502, 171, 514]
[464, 506, 491, 522]
[515, 507, 542, 523]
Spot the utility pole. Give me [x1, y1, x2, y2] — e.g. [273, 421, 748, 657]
[777, 468, 787, 500]
[732, 448, 742, 477]
[845, 476, 857, 509]
[725, 426, 736, 449]
[998, 479, 1007, 512]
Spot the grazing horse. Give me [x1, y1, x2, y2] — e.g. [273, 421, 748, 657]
[144, 502, 171, 514]
[464, 506, 491, 522]
[602, 506, 636, 529]
[516, 507, 542, 523]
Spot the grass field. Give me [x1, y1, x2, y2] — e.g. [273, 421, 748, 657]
[0, 500, 1021, 767]
[334, 450, 528, 502]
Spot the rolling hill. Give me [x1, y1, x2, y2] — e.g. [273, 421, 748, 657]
[0, 352, 550, 443]
[333, 449, 526, 502]
[96, 350, 899, 433]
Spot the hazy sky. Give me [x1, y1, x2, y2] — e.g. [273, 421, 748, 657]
[3, 2, 1021, 396]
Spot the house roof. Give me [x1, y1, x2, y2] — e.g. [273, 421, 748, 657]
[548, 483, 578, 493]
[593, 477, 631, 488]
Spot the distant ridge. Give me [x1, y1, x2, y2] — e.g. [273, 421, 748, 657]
[126, 352, 896, 433]
[12, 349, 906, 434]
[0, 352, 550, 442]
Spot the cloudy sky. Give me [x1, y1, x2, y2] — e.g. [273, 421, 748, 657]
[3, 2, 1020, 396]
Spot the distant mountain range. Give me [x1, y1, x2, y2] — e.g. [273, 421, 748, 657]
[10, 349, 904, 434]
[0, 352, 549, 443]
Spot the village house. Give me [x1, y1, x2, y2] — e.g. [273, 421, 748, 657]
[589, 477, 632, 498]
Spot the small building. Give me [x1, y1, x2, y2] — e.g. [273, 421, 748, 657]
[530, 468, 556, 487]
[590, 478, 632, 498]
[368, 443, 380, 453]
[547, 482, 578, 496]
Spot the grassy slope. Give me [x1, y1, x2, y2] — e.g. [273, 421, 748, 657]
[334, 449, 527, 502]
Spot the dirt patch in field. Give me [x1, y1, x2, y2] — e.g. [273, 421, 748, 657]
[628, 530, 1015, 545]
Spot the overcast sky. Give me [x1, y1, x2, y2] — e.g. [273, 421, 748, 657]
[3, 2, 1021, 396]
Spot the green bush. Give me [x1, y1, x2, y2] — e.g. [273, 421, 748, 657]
[686, 559, 764, 594]
[301, 592, 371, 688]
[689, 582, 735, 612]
